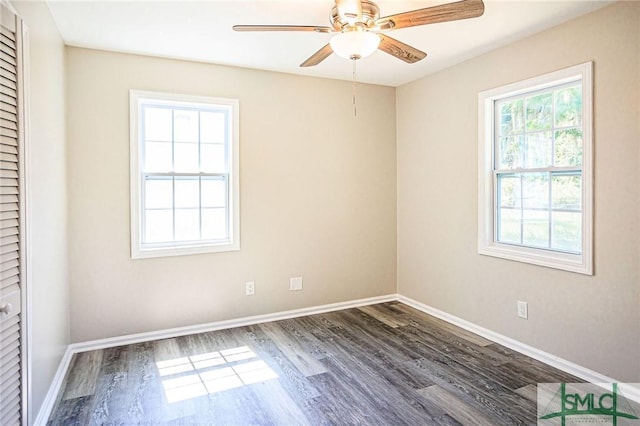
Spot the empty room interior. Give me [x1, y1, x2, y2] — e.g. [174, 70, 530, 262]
[1, 0, 639, 424]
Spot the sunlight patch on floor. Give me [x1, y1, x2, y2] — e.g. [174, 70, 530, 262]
[156, 346, 279, 403]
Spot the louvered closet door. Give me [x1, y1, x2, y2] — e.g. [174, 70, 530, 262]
[0, 4, 24, 426]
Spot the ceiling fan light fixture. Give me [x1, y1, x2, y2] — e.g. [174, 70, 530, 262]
[330, 30, 380, 60]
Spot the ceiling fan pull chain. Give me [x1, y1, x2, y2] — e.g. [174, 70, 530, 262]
[352, 57, 357, 117]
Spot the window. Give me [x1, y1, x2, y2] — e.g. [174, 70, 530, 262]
[478, 62, 592, 274]
[130, 91, 239, 258]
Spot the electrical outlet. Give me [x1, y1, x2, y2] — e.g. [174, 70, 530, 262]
[245, 281, 255, 296]
[517, 300, 528, 319]
[290, 277, 303, 291]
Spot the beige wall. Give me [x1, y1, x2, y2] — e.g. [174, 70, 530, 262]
[397, 2, 640, 381]
[10, 0, 70, 422]
[66, 48, 397, 342]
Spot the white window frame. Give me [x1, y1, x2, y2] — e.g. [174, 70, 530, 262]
[478, 62, 593, 275]
[130, 90, 240, 259]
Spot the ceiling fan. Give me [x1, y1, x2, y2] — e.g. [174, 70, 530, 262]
[233, 0, 485, 67]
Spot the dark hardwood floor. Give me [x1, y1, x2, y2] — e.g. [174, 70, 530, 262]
[47, 302, 582, 425]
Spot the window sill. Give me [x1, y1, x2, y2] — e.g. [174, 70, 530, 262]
[132, 241, 240, 259]
[478, 242, 592, 275]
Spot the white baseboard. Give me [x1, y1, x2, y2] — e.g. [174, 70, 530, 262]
[396, 295, 640, 403]
[34, 293, 397, 425]
[35, 292, 640, 424]
[33, 345, 74, 426]
[70, 293, 398, 352]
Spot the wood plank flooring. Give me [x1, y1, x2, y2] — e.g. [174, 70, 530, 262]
[47, 302, 583, 425]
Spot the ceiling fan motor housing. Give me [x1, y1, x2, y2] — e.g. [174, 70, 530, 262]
[330, 1, 380, 31]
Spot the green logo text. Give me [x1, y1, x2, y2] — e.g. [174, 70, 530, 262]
[539, 383, 639, 425]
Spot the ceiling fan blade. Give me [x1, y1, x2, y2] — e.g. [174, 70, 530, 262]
[233, 25, 333, 33]
[378, 34, 426, 64]
[335, 0, 363, 21]
[377, 0, 484, 30]
[300, 44, 334, 67]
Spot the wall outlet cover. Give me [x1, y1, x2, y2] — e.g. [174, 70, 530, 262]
[517, 300, 528, 319]
[245, 281, 255, 296]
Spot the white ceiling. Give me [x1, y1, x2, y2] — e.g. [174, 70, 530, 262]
[45, 0, 614, 87]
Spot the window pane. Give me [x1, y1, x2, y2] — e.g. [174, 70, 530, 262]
[145, 141, 172, 172]
[201, 144, 226, 173]
[554, 129, 582, 167]
[499, 99, 524, 136]
[174, 142, 199, 172]
[201, 111, 226, 144]
[175, 209, 200, 241]
[498, 174, 521, 208]
[145, 177, 173, 209]
[175, 177, 199, 208]
[145, 209, 173, 243]
[144, 107, 172, 142]
[202, 208, 227, 240]
[202, 178, 226, 208]
[526, 92, 552, 131]
[174, 110, 199, 143]
[552, 174, 581, 210]
[498, 136, 523, 169]
[523, 209, 549, 248]
[552, 211, 581, 253]
[498, 208, 520, 244]
[554, 85, 582, 128]
[522, 173, 549, 209]
[525, 132, 552, 168]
